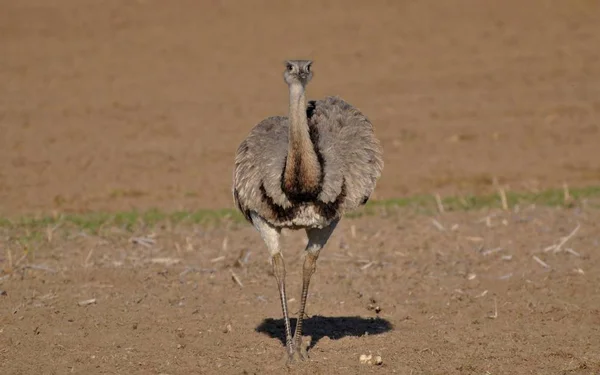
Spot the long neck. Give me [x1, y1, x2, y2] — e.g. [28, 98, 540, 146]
[282, 83, 321, 197]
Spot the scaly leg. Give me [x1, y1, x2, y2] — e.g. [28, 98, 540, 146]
[250, 213, 294, 358]
[292, 219, 339, 359]
[271, 252, 293, 355]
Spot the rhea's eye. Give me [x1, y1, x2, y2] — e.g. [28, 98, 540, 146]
[286, 64, 293, 71]
[305, 65, 311, 73]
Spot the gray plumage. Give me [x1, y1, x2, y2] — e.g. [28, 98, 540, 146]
[231, 60, 383, 363]
[233, 89, 383, 228]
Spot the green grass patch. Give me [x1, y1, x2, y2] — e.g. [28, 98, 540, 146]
[371, 185, 600, 212]
[1, 185, 599, 234]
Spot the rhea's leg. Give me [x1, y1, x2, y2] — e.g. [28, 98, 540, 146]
[271, 252, 293, 353]
[292, 219, 339, 358]
[250, 213, 293, 356]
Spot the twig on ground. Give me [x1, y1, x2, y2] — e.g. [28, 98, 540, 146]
[565, 248, 580, 257]
[222, 237, 228, 251]
[563, 182, 572, 205]
[477, 214, 496, 228]
[210, 256, 226, 263]
[242, 251, 251, 263]
[234, 249, 251, 268]
[185, 237, 194, 252]
[78, 298, 97, 306]
[532, 255, 550, 269]
[544, 223, 581, 253]
[150, 258, 181, 266]
[481, 247, 504, 256]
[130, 237, 156, 248]
[14, 253, 27, 269]
[475, 290, 488, 298]
[230, 269, 244, 288]
[46, 224, 61, 243]
[435, 193, 445, 214]
[23, 264, 57, 273]
[498, 186, 508, 211]
[84, 248, 94, 268]
[360, 261, 375, 270]
[487, 297, 498, 319]
[431, 219, 445, 232]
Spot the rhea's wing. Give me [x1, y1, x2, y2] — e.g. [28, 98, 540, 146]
[233, 116, 290, 221]
[308, 96, 384, 211]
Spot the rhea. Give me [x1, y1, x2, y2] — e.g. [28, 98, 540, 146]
[232, 60, 383, 362]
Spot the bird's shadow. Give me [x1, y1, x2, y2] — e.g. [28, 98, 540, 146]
[255, 315, 393, 349]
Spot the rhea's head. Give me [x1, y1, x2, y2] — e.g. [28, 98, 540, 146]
[283, 60, 313, 86]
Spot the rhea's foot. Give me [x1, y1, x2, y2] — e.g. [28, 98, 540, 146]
[279, 348, 304, 366]
[285, 336, 311, 365]
[285, 346, 308, 365]
[278, 346, 303, 367]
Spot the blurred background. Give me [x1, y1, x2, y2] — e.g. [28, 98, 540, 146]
[1, 0, 599, 216]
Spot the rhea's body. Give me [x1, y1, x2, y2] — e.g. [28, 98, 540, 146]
[231, 60, 383, 363]
[233, 95, 382, 229]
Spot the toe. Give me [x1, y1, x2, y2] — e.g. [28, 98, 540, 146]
[286, 347, 308, 365]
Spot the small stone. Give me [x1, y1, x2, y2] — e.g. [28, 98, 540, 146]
[367, 303, 382, 313]
[223, 324, 232, 333]
[360, 353, 382, 365]
[359, 354, 372, 364]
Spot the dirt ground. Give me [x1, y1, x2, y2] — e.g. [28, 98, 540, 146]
[1, 0, 600, 216]
[2, 0, 600, 374]
[2, 207, 600, 374]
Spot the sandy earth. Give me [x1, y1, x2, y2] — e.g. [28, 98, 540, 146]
[1, 0, 599, 216]
[1, 0, 600, 374]
[1, 207, 600, 374]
